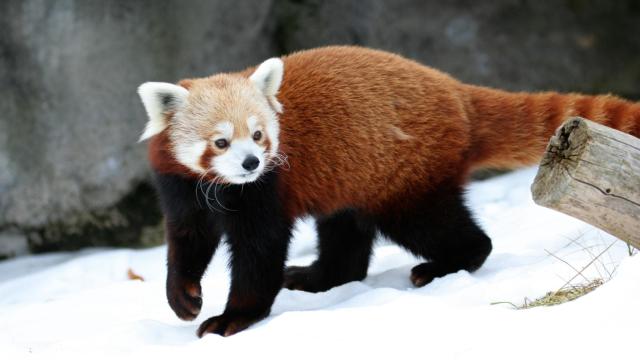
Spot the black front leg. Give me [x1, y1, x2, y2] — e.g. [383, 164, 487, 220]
[197, 172, 291, 337]
[154, 173, 222, 321]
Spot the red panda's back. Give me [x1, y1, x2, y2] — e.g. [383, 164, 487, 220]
[271, 46, 473, 216]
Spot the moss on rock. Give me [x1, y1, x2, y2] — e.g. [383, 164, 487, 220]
[25, 182, 164, 253]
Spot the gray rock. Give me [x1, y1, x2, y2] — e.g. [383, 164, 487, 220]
[0, 0, 276, 255]
[275, 0, 640, 95]
[0, 230, 28, 259]
[1, 0, 639, 257]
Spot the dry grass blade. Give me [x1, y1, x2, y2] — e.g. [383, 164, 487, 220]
[519, 279, 603, 309]
[491, 233, 627, 310]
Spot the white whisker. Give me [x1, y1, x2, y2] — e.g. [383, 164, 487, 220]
[193, 169, 236, 213]
[213, 177, 237, 212]
[264, 151, 290, 172]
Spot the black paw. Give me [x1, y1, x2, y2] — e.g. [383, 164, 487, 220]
[410, 262, 443, 287]
[283, 265, 330, 293]
[197, 311, 265, 337]
[166, 274, 202, 321]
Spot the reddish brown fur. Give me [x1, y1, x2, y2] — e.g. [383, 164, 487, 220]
[464, 86, 640, 170]
[199, 146, 216, 171]
[149, 126, 216, 182]
[149, 46, 640, 219]
[148, 130, 193, 176]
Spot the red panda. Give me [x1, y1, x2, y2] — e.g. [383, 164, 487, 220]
[137, 46, 640, 337]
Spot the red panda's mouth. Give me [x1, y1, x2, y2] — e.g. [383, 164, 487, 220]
[225, 170, 262, 184]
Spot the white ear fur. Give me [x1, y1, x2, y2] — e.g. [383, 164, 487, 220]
[137, 82, 189, 141]
[249, 58, 284, 113]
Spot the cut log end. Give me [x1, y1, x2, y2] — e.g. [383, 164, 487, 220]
[532, 117, 640, 249]
[532, 118, 588, 207]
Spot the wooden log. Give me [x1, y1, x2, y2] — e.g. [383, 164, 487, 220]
[531, 117, 640, 249]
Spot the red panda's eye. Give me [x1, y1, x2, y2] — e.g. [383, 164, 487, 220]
[214, 139, 228, 149]
[253, 130, 262, 141]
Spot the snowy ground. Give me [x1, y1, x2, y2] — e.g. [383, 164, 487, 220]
[1, 167, 638, 360]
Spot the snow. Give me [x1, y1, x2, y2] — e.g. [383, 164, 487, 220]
[1, 167, 638, 359]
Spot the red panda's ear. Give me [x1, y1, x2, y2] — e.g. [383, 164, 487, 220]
[137, 82, 189, 142]
[250, 58, 284, 113]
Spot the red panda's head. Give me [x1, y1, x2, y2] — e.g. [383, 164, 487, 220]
[137, 58, 284, 184]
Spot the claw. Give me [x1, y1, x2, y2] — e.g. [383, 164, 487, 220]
[167, 275, 203, 320]
[197, 312, 262, 337]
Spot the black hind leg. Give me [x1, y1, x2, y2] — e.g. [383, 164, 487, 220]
[377, 186, 492, 287]
[284, 209, 375, 292]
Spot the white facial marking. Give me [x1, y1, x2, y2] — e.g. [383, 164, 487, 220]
[265, 116, 279, 154]
[213, 138, 266, 184]
[137, 82, 189, 141]
[215, 122, 234, 140]
[247, 116, 259, 133]
[174, 140, 206, 173]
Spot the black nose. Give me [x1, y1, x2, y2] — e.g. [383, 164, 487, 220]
[242, 155, 260, 171]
